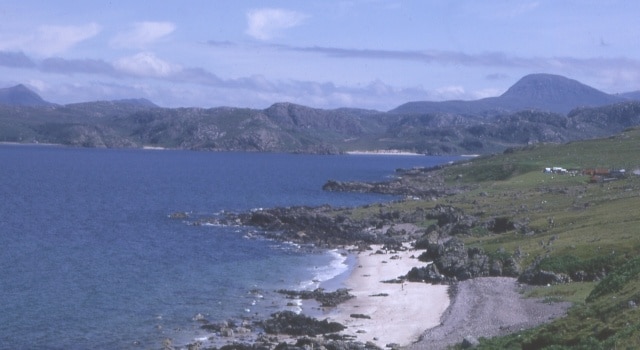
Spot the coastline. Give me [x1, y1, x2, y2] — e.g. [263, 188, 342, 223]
[323, 244, 450, 347]
[181, 241, 572, 350]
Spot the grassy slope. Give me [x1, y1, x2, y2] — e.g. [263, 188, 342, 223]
[342, 127, 640, 348]
[447, 129, 640, 348]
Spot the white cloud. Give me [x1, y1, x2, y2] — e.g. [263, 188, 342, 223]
[434, 85, 466, 100]
[0, 23, 101, 56]
[111, 22, 176, 48]
[472, 87, 503, 99]
[246, 8, 307, 40]
[113, 52, 182, 77]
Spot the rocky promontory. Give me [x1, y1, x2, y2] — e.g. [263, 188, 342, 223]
[323, 165, 470, 199]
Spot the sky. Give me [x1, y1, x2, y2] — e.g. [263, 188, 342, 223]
[1, 0, 639, 111]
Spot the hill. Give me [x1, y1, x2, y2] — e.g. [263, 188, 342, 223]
[390, 74, 627, 115]
[432, 128, 640, 348]
[0, 84, 56, 107]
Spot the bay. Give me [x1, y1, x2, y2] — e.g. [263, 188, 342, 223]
[0, 145, 458, 349]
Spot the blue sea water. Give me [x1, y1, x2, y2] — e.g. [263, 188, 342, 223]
[0, 145, 458, 349]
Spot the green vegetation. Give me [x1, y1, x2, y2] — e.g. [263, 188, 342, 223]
[523, 282, 596, 304]
[352, 127, 640, 348]
[442, 128, 640, 348]
[474, 258, 640, 349]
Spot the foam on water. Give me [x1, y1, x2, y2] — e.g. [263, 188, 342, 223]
[313, 250, 350, 286]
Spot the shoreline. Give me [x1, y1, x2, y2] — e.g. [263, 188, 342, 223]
[182, 245, 572, 350]
[345, 150, 424, 156]
[322, 244, 450, 347]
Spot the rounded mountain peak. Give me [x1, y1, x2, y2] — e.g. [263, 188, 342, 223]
[499, 73, 621, 113]
[502, 74, 603, 100]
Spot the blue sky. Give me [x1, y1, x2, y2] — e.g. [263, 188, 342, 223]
[1, 0, 638, 110]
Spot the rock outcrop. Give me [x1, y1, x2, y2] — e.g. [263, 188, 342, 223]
[261, 311, 345, 336]
[277, 288, 354, 307]
[408, 237, 521, 283]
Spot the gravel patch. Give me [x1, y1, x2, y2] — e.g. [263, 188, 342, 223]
[411, 277, 572, 350]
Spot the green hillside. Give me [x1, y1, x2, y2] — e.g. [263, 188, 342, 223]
[324, 127, 640, 348]
[420, 128, 640, 348]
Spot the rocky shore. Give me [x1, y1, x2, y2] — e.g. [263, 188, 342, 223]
[169, 164, 577, 350]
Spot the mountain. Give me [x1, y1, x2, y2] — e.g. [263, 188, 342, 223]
[391, 74, 626, 115]
[2, 74, 640, 155]
[0, 84, 55, 107]
[620, 91, 640, 101]
[498, 74, 624, 113]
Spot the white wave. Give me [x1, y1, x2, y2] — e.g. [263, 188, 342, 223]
[299, 249, 350, 290]
[286, 298, 303, 314]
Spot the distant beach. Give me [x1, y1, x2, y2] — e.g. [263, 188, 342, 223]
[345, 150, 424, 156]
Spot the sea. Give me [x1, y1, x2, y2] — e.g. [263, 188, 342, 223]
[0, 145, 459, 349]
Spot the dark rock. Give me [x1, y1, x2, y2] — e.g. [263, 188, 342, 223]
[414, 229, 439, 249]
[518, 269, 571, 285]
[261, 311, 345, 336]
[322, 167, 466, 199]
[228, 205, 380, 246]
[461, 335, 480, 348]
[487, 217, 516, 233]
[406, 264, 447, 283]
[350, 314, 371, 319]
[413, 237, 520, 283]
[277, 288, 354, 307]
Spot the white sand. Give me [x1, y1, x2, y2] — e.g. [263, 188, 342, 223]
[324, 245, 450, 347]
[345, 150, 423, 156]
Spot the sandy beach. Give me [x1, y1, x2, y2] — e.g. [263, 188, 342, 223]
[324, 245, 450, 347]
[322, 247, 571, 350]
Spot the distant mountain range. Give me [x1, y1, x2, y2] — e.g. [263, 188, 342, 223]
[1, 74, 640, 155]
[391, 74, 632, 115]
